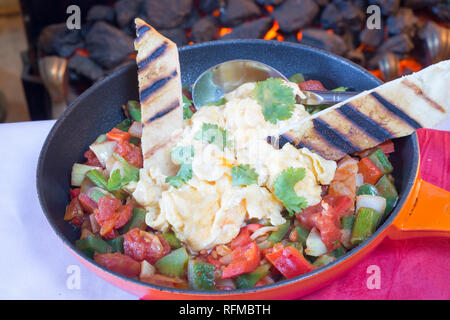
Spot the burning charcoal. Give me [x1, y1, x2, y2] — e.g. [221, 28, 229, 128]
[199, 0, 224, 13]
[300, 28, 348, 56]
[38, 24, 84, 58]
[369, 0, 400, 15]
[221, 17, 273, 39]
[255, 0, 286, 4]
[191, 17, 219, 43]
[159, 28, 188, 47]
[140, 0, 192, 29]
[273, 0, 320, 33]
[67, 53, 104, 82]
[346, 49, 365, 65]
[360, 27, 384, 47]
[220, 0, 262, 27]
[335, 0, 365, 32]
[378, 34, 414, 54]
[386, 8, 418, 38]
[115, 0, 142, 28]
[403, 0, 439, 9]
[181, 8, 203, 29]
[86, 5, 115, 24]
[320, 3, 346, 33]
[85, 21, 134, 69]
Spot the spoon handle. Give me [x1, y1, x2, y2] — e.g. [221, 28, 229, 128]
[305, 90, 360, 105]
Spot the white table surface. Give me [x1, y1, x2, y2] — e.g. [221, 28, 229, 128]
[0, 119, 449, 300]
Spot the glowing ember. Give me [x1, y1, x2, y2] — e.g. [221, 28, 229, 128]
[264, 21, 280, 40]
[219, 27, 233, 37]
[399, 58, 422, 73]
[265, 5, 274, 13]
[297, 30, 303, 41]
[212, 9, 220, 18]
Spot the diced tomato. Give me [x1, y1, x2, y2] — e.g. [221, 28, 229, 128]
[265, 246, 314, 279]
[106, 128, 131, 144]
[206, 255, 223, 269]
[123, 228, 171, 264]
[230, 224, 263, 250]
[78, 193, 98, 214]
[94, 253, 140, 278]
[221, 242, 260, 279]
[323, 195, 353, 217]
[95, 197, 132, 238]
[358, 157, 383, 185]
[298, 80, 327, 91]
[83, 149, 102, 167]
[64, 197, 84, 226]
[115, 141, 143, 168]
[378, 140, 395, 154]
[70, 188, 81, 200]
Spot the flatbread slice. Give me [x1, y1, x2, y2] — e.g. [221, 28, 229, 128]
[284, 60, 450, 160]
[134, 18, 182, 175]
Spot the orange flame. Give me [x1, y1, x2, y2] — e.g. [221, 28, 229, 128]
[297, 30, 303, 41]
[264, 21, 280, 40]
[219, 27, 233, 37]
[212, 9, 220, 18]
[265, 5, 274, 13]
[399, 58, 422, 73]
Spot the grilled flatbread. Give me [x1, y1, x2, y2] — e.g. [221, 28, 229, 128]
[134, 18, 182, 175]
[285, 60, 450, 160]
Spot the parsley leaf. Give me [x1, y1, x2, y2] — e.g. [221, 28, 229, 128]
[165, 163, 192, 188]
[194, 123, 231, 150]
[273, 167, 308, 215]
[107, 164, 139, 191]
[252, 78, 296, 124]
[231, 164, 259, 186]
[183, 94, 194, 120]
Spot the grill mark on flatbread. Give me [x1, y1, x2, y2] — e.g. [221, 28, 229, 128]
[144, 129, 182, 160]
[146, 100, 179, 123]
[137, 42, 168, 72]
[337, 103, 393, 142]
[401, 79, 446, 113]
[136, 25, 151, 42]
[370, 92, 422, 129]
[313, 118, 361, 154]
[139, 70, 178, 102]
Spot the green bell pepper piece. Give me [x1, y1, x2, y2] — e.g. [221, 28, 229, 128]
[155, 247, 189, 277]
[106, 236, 124, 253]
[350, 207, 381, 245]
[129, 137, 140, 146]
[90, 189, 107, 202]
[127, 100, 141, 122]
[161, 231, 182, 249]
[288, 73, 305, 83]
[236, 264, 271, 289]
[268, 219, 291, 243]
[341, 215, 355, 230]
[294, 224, 310, 246]
[330, 246, 346, 258]
[368, 148, 393, 174]
[75, 236, 113, 259]
[120, 208, 147, 233]
[357, 183, 379, 196]
[313, 254, 336, 268]
[375, 174, 399, 218]
[115, 118, 132, 132]
[187, 259, 216, 290]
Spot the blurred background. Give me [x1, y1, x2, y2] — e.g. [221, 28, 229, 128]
[0, 0, 448, 123]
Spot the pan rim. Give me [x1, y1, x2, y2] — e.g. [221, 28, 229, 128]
[36, 39, 419, 297]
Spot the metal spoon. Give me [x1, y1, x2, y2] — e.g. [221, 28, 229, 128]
[192, 59, 359, 109]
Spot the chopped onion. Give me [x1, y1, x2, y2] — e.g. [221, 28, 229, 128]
[355, 173, 364, 187]
[140, 260, 156, 279]
[356, 195, 386, 215]
[250, 226, 278, 240]
[89, 214, 100, 233]
[219, 253, 233, 265]
[89, 141, 117, 167]
[216, 278, 236, 291]
[128, 121, 143, 138]
[71, 163, 101, 187]
[305, 228, 328, 257]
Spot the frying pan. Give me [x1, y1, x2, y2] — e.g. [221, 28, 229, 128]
[36, 40, 450, 299]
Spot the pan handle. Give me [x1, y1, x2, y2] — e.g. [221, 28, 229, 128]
[390, 129, 450, 239]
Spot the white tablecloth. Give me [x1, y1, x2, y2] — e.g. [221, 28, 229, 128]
[1, 119, 449, 299]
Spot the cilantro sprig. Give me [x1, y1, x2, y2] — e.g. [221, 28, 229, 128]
[166, 145, 195, 188]
[231, 164, 258, 187]
[194, 123, 231, 150]
[252, 78, 296, 124]
[273, 167, 308, 215]
[183, 94, 194, 120]
[106, 153, 140, 191]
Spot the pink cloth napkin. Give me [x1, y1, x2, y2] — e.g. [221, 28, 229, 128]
[302, 129, 450, 300]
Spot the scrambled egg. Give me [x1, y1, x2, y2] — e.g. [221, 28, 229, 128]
[132, 81, 337, 251]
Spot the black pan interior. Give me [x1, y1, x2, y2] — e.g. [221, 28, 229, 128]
[37, 40, 418, 294]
